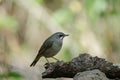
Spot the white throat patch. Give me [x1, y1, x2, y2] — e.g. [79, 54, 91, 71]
[60, 36, 64, 40]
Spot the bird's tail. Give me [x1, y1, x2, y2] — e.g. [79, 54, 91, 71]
[30, 54, 42, 67]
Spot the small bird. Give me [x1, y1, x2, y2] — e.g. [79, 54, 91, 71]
[30, 32, 69, 67]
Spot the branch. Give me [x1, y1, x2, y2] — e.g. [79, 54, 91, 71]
[42, 53, 120, 79]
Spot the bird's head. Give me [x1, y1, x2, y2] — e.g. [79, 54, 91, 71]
[52, 32, 69, 40]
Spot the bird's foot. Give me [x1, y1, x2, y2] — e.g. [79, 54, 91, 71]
[44, 63, 53, 69]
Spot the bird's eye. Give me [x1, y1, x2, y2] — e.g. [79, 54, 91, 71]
[59, 34, 63, 38]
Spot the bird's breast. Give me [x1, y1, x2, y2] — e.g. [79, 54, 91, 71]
[43, 40, 62, 58]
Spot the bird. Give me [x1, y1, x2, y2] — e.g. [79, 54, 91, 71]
[30, 32, 69, 67]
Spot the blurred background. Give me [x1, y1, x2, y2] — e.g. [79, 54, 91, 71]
[0, 0, 120, 80]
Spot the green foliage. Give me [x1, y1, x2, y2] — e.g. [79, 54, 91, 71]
[8, 72, 23, 78]
[0, 15, 18, 32]
[0, 72, 23, 79]
[53, 7, 75, 25]
[63, 48, 72, 61]
[85, 0, 107, 21]
[35, 0, 44, 4]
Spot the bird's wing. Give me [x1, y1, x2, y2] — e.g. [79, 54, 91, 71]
[30, 39, 54, 67]
[38, 39, 54, 54]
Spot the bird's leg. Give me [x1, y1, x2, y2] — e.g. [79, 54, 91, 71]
[44, 57, 52, 67]
[45, 57, 50, 64]
[52, 57, 60, 61]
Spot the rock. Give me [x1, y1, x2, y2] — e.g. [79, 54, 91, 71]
[42, 54, 120, 79]
[74, 69, 109, 80]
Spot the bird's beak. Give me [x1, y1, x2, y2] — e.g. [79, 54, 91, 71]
[65, 34, 69, 36]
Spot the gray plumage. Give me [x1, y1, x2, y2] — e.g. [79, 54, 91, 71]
[30, 32, 68, 67]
